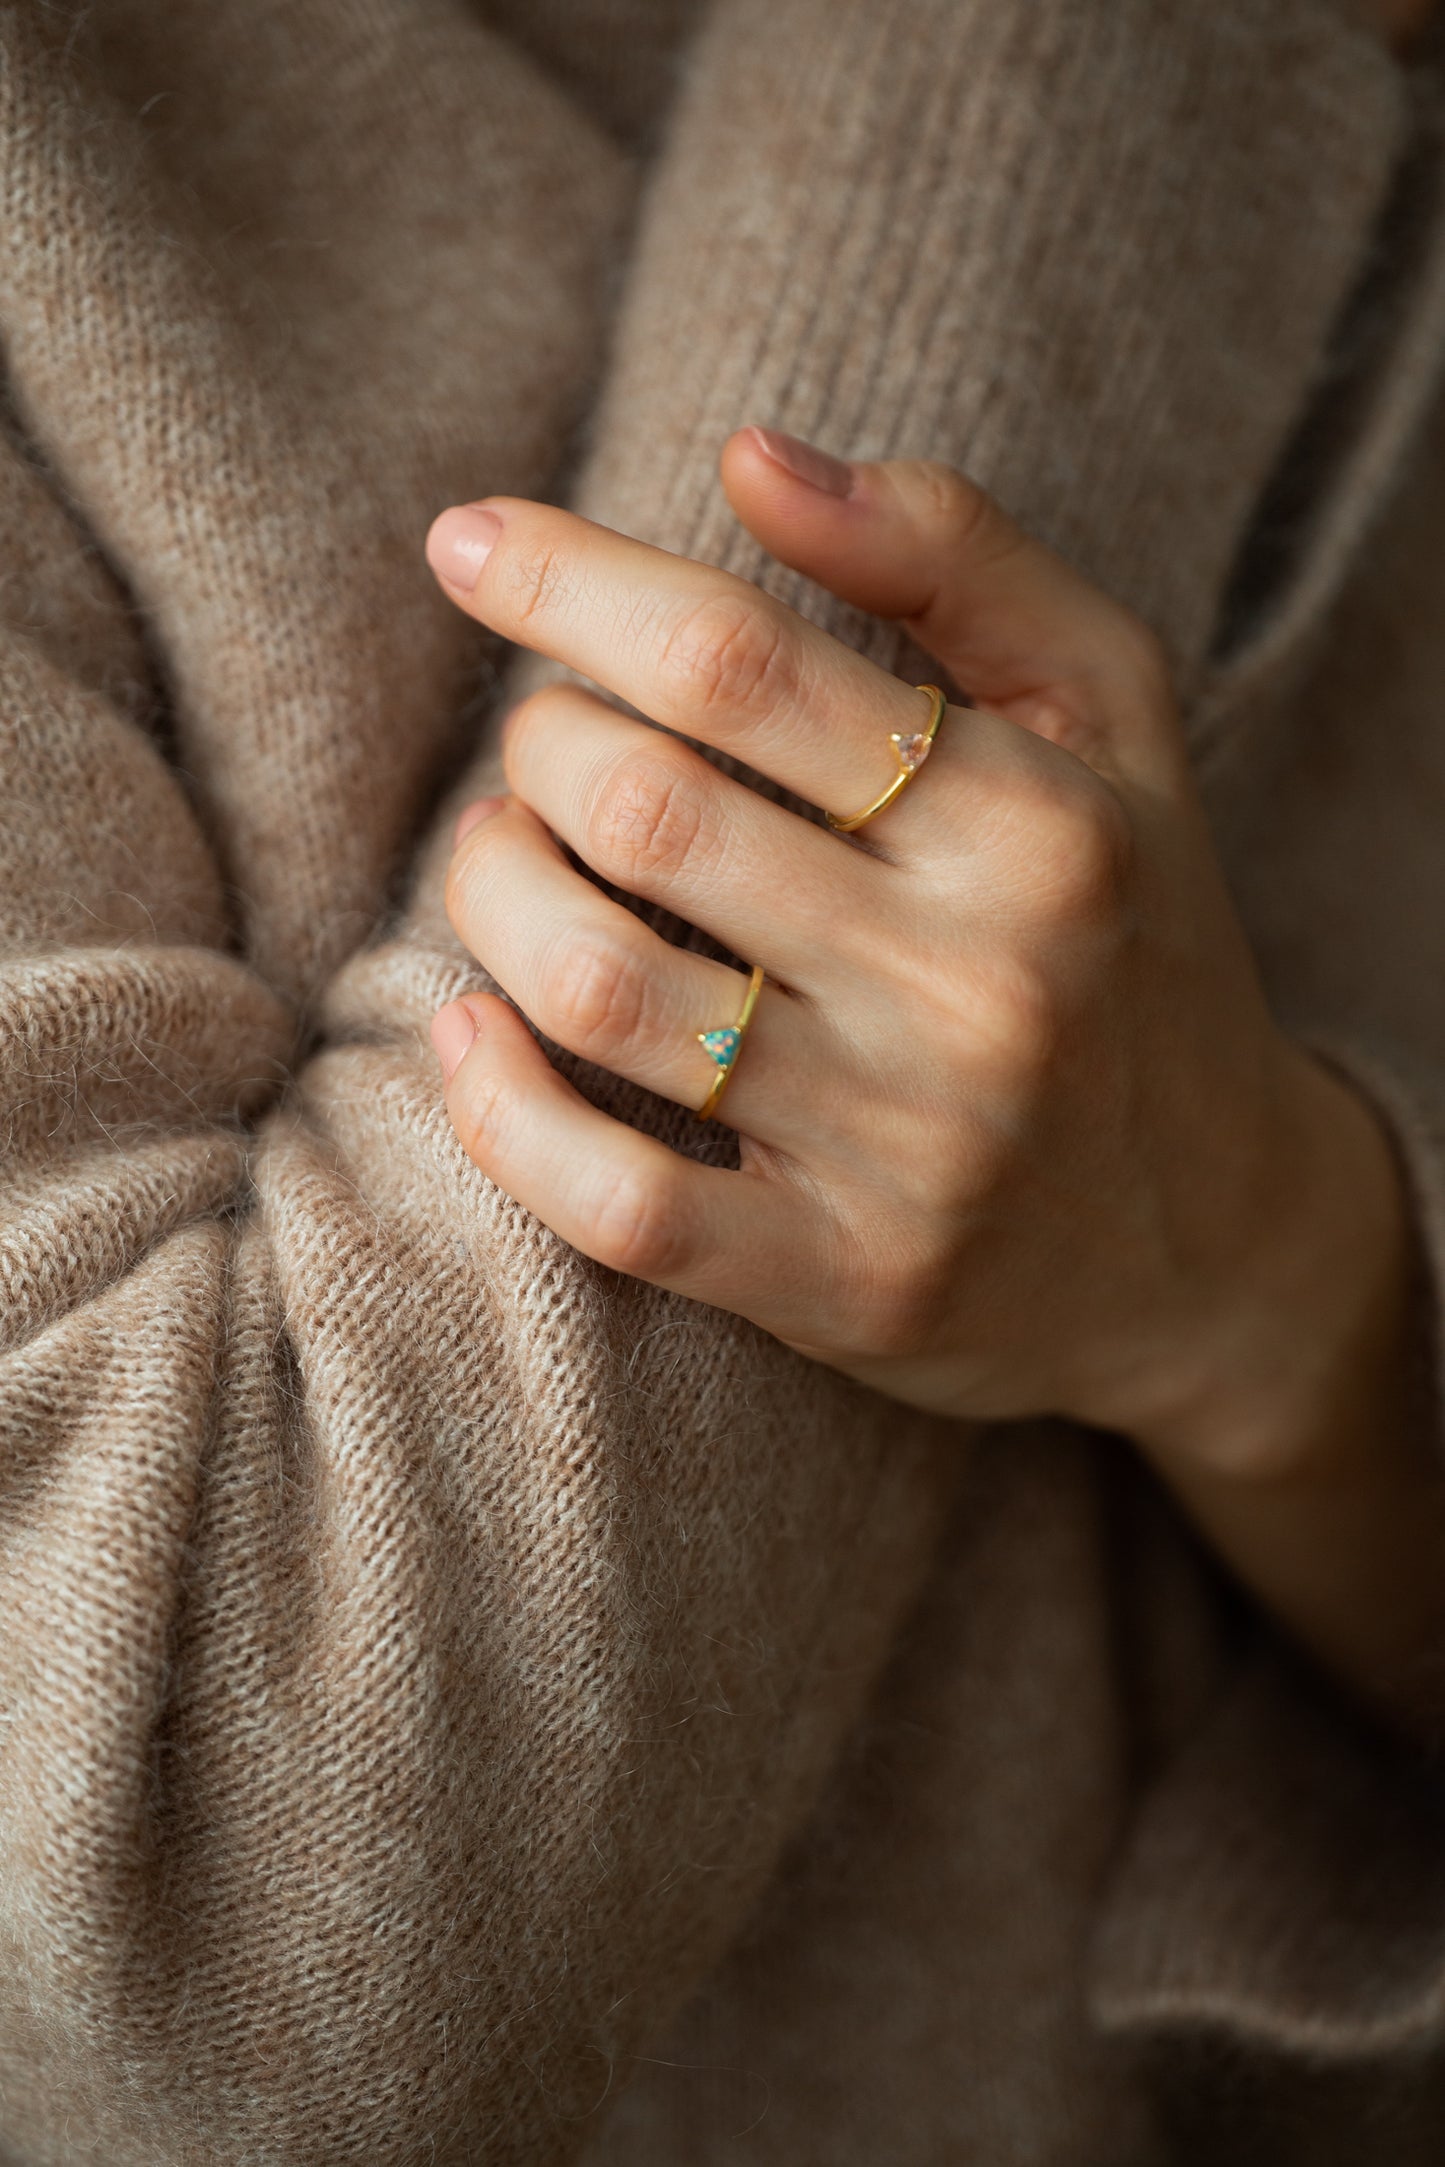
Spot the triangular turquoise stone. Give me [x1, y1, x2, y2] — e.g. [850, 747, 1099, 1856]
[699, 1026, 741, 1068]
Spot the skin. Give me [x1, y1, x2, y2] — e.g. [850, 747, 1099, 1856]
[422, 429, 1444, 1745]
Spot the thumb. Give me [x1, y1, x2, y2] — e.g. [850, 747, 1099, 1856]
[719, 426, 1181, 788]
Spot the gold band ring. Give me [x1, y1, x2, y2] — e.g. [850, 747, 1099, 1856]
[826, 682, 947, 834]
[695, 963, 765, 1123]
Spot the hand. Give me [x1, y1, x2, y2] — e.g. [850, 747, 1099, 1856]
[421, 429, 1403, 1474]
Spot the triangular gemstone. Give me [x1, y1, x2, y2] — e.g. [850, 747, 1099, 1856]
[890, 729, 932, 773]
[699, 1026, 741, 1069]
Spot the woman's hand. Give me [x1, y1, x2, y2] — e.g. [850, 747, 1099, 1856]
[422, 431, 1407, 1465]
[424, 429, 1445, 1737]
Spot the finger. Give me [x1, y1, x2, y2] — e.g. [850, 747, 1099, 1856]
[719, 427, 1185, 791]
[431, 988, 824, 1332]
[443, 796, 838, 1152]
[505, 673, 1130, 919]
[499, 682, 891, 974]
[424, 493, 930, 822]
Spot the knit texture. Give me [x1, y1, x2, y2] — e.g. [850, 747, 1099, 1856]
[1, 2, 1443, 2162]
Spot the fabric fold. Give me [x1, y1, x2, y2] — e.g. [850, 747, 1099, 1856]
[1, 0, 1443, 2160]
[0, 0, 632, 1008]
[1090, 1649, 1445, 2058]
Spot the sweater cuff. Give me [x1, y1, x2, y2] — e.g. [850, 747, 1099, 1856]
[1090, 1036, 1445, 2063]
[1089, 1648, 1445, 2059]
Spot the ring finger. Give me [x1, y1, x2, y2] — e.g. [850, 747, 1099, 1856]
[444, 796, 846, 1153]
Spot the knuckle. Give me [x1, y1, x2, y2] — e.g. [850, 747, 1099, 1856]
[846, 1234, 951, 1360]
[500, 684, 561, 758]
[590, 751, 707, 882]
[501, 537, 569, 630]
[1026, 781, 1134, 922]
[544, 928, 651, 1062]
[589, 1164, 690, 1282]
[912, 461, 1014, 565]
[657, 591, 794, 720]
[451, 1064, 517, 1169]
[443, 822, 502, 936]
[974, 956, 1059, 1076]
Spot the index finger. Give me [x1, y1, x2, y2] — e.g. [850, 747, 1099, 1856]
[425, 496, 932, 824]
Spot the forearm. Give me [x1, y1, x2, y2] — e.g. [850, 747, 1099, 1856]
[1133, 1045, 1445, 1745]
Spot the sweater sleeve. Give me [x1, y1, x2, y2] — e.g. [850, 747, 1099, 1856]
[0, 6, 956, 2162]
[0, 3, 1434, 2165]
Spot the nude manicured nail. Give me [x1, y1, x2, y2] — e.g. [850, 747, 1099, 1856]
[426, 505, 502, 593]
[431, 999, 480, 1081]
[454, 796, 507, 847]
[749, 426, 854, 498]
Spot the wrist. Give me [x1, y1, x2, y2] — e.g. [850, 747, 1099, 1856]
[1109, 1043, 1445, 1741]
[1114, 1040, 1416, 1485]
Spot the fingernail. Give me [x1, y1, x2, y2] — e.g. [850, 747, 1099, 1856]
[431, 998, 480, 1081]
[748, 426, 854, 499]
[454, 796, 507, 847]
[426, 505, 503, 594]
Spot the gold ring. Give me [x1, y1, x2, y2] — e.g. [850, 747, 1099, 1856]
[695, 963, 765, 1122]
[825, 682, 947, 834]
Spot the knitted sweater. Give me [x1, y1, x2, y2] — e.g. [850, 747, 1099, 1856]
[2, 2, 1444, 2161]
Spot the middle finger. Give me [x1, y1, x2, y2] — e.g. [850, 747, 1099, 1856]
[501, 682, 883, 988]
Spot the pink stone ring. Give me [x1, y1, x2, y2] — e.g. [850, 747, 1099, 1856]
[825, 683, 948, 834]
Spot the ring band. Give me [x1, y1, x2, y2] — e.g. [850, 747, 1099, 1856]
[695, 963, 765, 1122]
[826, 682, 947, 834]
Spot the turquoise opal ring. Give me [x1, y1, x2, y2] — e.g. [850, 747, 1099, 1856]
[826, 682, 947, 834]
[695, 964, 765, 1123]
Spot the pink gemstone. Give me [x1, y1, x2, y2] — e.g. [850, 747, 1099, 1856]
[891, 730, 932, 773]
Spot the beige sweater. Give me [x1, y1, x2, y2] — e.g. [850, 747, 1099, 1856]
[2, 1, 1444, 2160]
